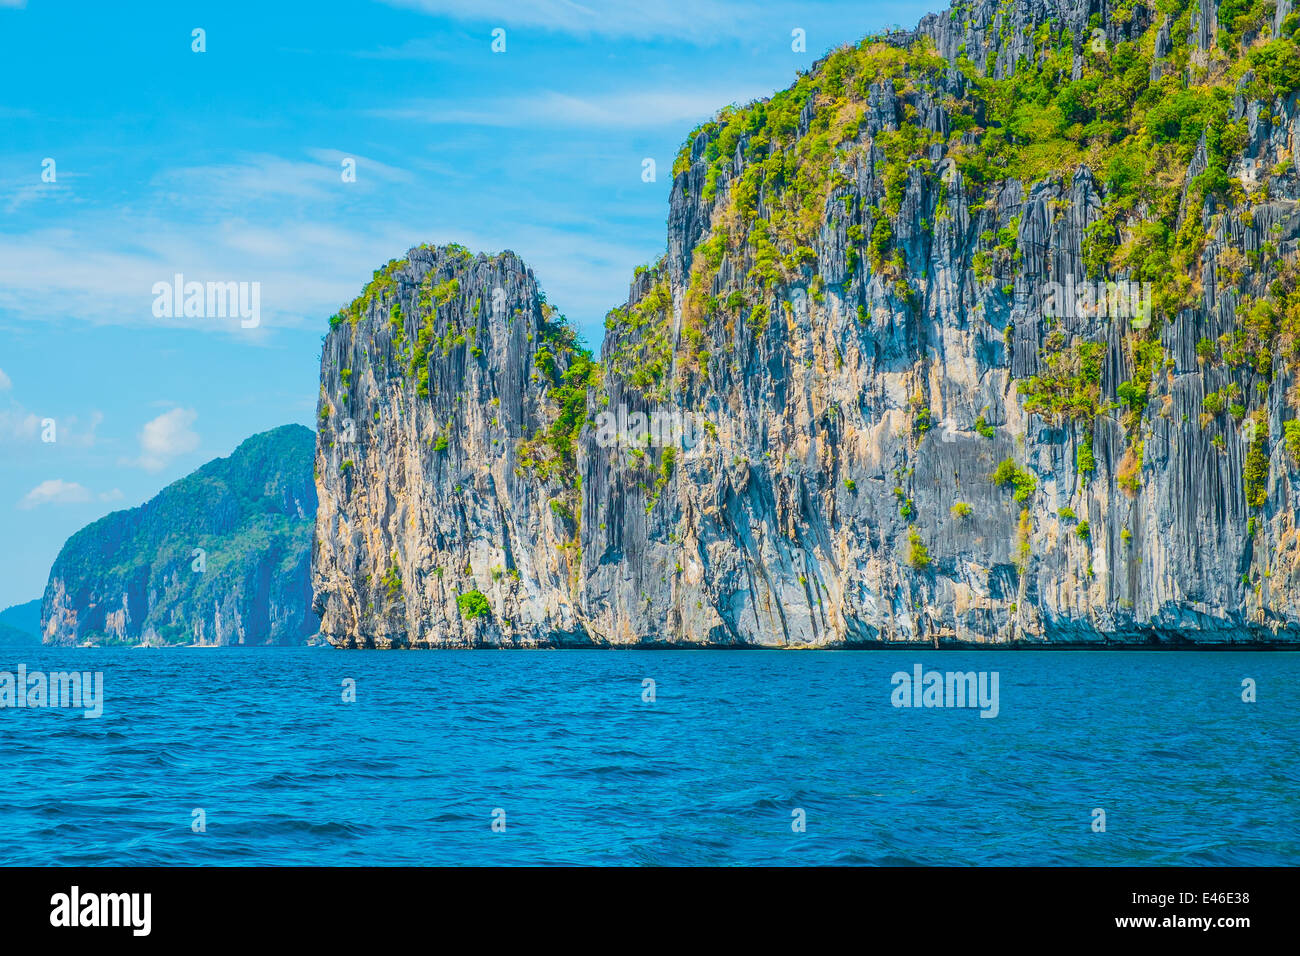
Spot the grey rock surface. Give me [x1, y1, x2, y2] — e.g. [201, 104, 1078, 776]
[314, 0, 1300, 646]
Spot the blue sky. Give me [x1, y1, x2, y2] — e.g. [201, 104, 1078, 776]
[0, 0, 943, 610]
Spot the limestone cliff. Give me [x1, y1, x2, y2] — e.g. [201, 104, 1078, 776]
[42, 425, 317, 646]
[315, 0, 1300, 646]
[312, 245, 592, 647]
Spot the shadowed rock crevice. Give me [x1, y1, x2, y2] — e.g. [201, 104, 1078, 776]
[314, 0, 1300, 646]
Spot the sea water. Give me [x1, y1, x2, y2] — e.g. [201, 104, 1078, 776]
[0, 646, 1295, 865]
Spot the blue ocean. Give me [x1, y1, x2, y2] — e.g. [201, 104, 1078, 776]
[1, 647, 1296, 865]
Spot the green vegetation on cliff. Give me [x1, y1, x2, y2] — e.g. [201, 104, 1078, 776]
[520, 305, 599, 486]
[0, 600, 41, 645]
[657, 0, 1300, 513]
[42, 425, 318, 646]
[313, 2, 1300, 647]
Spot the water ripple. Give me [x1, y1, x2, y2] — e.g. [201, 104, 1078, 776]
[0, 647, 1296, 865]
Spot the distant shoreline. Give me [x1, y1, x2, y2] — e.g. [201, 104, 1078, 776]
[319, 638, 1300, 652]
[27, 638, 1300, 651]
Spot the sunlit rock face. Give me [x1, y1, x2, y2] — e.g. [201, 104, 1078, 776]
[313, 246, 590, 648]
[315, 1, 1300, 646]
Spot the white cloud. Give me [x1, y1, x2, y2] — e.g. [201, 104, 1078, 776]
[0, 210, 432, 332]
[0, 408, 40, 442]
[99, 488, 124, 503]
[0, 204, 648, 341]
[153, 155, 348, 207]
[304, 149, 414, 184]
[371, 88, 766, 129]
[2, 171, 82, 214]
[131, 407, 199, 471]
[0, 227, 178, 326]
[73, 410, 104, 448]
[379, 0, 800, 42]
[0, 404, 100, 448]
[379, 0, 936, 42]
[0, 147, 664, 336]
[0, 367, 10, 390]
[0, 1, 28, 9]
[19, 479, 90, 510]
[151, 152, 413, 212]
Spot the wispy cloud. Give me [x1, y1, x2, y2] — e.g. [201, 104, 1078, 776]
[378, 0, 841, 43]
[128, 407, 199, 471]
[0, 402, 101, 448]
[0, 215, 414, 332]
[5, 180, 71, 214]
[370, 88, 765, 129]
[0, 151, 430, 330]
[0, 368, 10, 391]
[18, 479, 90, 510]
[304, 149, 414, 184]
[152, 152, 411, 210]
[0, 185, 651, 335]
[0, 161, 83, 213]
[70, 410, 104, 449]
[15, 479, 120, 511]
[0, 408, 39, 442]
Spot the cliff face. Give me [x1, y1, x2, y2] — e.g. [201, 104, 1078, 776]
[315, 0, 1300, 646]
[312, 246, 592, 647]
[41, 425, 317, 646]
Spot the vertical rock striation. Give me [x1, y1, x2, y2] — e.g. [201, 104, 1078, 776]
[312, 246, 592, 647]
[315, 0, 1300, 646]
